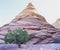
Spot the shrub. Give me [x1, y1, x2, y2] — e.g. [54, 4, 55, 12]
[4, 28, 30, 47]
[54, 37, 60, 43]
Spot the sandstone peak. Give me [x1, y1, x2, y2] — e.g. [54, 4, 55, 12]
[53, 18, 60, 24]
[53, 18, 60, 28]
[57, 18, 60, 21]
[13, 3, 47, 23]
[15, 2, 43, 18]
[26, 2, 35, 9]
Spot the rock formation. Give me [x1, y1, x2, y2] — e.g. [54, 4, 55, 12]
[0, 3, 60, 44]
[53, 18, 60, 28]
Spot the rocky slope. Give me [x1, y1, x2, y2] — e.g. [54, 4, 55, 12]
[53, 18, 60, 28]
[0, 3, 60, 45]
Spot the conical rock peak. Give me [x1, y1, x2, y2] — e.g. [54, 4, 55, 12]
[26, 2, 35, 9]
[15, 3, 41, 18]
[13, 3, 47, 24]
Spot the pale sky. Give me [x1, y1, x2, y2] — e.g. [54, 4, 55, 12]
[0, 0, 60, 26]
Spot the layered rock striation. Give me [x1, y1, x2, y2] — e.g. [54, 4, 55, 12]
[0, 3, 60, 44]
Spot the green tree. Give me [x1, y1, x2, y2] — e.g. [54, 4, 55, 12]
[4, 28, 30, 48]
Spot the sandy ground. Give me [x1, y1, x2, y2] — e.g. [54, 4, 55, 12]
[0, 43, 60, 50]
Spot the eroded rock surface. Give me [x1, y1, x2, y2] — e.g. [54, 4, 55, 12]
[0, 3, 60, 46]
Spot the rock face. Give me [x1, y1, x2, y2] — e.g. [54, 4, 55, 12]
[53, 18, 60, 28]
[0, 3, 60, 44]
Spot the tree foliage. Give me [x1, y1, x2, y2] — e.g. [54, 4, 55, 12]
[4, 28, 30, 45]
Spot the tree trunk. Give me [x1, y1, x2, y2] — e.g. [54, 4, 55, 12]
[18, 44, 21, 48]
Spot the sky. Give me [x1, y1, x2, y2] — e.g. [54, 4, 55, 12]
[0, 0, 60, 26]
